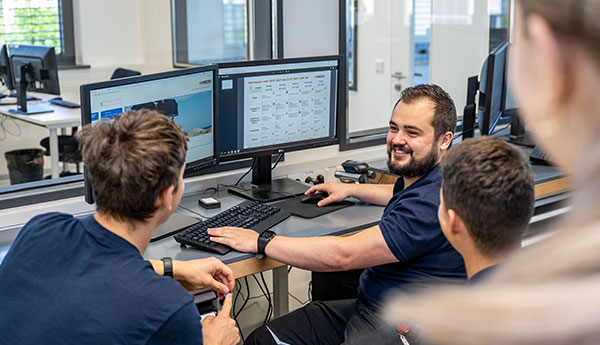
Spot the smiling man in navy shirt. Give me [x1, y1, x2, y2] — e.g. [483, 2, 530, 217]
[209, 84, 466, 345]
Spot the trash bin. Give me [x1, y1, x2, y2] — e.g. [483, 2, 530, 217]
[4, 149, 44, 185]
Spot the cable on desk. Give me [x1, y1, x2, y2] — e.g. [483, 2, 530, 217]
[271, 152, 284, 170]
[177, 205, 207, 220]
[490, 116, 518, 136]
[235, 158, 257, 186]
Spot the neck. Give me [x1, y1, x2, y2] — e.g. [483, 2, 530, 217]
[403, 157, 441, 188]
[403, 176, 420, 188]
[462, 248, 505, 279]
[94, 212, 157, 254]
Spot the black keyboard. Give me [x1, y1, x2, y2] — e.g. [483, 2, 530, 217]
[49, 98, 80, 108]
[530, 146, 554, 166]
[174, 201, 290, 255]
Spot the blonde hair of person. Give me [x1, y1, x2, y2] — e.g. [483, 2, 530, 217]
[382, 1, 600, 344]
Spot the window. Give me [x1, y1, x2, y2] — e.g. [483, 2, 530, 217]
[0, 0, 76, 66]
[489, 0, 509, 51]
[172, 0, 248, 66]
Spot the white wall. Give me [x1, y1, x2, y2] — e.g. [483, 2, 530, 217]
[348, 0, 395, 134]
[282, 0, 339, 58]
[430, 0, 489, 116]
[73, 0, 172, 67]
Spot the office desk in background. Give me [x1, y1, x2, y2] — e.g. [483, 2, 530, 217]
[0, 97, 81, 179]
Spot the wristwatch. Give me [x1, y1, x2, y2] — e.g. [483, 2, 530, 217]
[257, 230, 276, 259]
[161, 257, 173, 277]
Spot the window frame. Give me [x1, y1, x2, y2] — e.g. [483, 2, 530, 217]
[0, 0, 78, 68]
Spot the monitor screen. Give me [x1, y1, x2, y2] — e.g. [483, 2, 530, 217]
[81, 66, 218, 177]
[217, 56, 340, 161]
[478, 41, 508, 135]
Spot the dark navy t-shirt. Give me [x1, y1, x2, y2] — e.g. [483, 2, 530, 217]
[358, 165, 466, 310]
[0, 213, 203, 345]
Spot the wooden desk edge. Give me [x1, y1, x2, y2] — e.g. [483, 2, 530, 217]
[535, 176, 570, 199]
[229, 257, 287, 278]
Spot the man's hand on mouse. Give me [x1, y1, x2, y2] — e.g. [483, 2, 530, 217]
[305, 183, 354, 207]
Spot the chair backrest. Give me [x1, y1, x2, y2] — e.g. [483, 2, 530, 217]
[111, 68, 141, 80]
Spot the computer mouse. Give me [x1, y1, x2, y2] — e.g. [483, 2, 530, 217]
[300, 191, 328, 204]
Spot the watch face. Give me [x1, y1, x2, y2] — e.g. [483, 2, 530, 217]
[260, 231, 274, 239]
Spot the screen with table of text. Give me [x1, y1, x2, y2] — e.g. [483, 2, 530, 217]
[217, 59, 338, 158]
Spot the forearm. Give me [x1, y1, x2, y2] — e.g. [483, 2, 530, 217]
[264, 235, 356, 272]
[148, 259, 191, 281]
[348, 183, 395, 206]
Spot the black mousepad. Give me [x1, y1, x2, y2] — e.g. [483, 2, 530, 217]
[273, 198, 354, 219]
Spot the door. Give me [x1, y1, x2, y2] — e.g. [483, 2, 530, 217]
[348, 0, 413, 136]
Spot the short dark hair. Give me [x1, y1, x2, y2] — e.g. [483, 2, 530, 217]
[395, 84, 457, 140]
[440, 136, 534, 257]
[78, 109, 188, 223]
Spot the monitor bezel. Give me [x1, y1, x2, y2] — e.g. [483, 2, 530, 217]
[478, 41, 508, 136]
[215, 55, 343, 162]
[80, 65, 219, 204]
[0, 44, 15, 90]
[7, 44, 60, 95]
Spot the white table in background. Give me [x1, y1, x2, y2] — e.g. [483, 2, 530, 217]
[0, 99, 81, 179]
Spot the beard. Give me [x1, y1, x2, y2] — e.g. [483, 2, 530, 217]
[387, 142, 439, 178]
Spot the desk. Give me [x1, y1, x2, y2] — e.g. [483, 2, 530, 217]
[145, 191, 384, 317]
[0, 98, 81, 179]
[145, 163, 570, 317]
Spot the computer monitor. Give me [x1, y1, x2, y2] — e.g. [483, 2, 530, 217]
[8, 44, 60, 114]
[0, 45, 15, 91]
[216, 56, 343, 202]
[477, 41, 508, 136]
[80, 65, 218, 204]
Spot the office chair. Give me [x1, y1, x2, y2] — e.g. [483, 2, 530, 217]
[40, 126, 82, 177]
[111, 68, 141, 80]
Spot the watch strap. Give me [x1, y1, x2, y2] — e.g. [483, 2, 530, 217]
[161, 257, 173, 277]
[257, 230, 276, 258]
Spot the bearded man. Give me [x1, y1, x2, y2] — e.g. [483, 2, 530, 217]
[209, 84, 466, 345]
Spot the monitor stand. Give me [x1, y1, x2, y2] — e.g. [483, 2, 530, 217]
[228, 154, 308, 203]
[507, 113, 536, 147]
[9, 63, 53, 115]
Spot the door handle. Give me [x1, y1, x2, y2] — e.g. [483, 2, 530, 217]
[391, 72, 406, 79]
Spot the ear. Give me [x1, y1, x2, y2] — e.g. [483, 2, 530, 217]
[447, 209, 466, 236]
[439, 131, 453, 151]
[158, 185, 176, 211]
[527, 13, 572, 107]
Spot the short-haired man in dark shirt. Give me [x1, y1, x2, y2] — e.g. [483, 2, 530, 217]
[208, 84, 466, 345]
[0, 110, 239, 345]
[438, 136, 535, 283]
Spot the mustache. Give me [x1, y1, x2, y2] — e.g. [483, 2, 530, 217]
[389, 144, 413, 154]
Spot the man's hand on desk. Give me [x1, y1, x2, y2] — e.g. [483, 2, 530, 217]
[151, 258, 235, 297]
[208, 227, 259, 253]
[174, 258, 235, 297]
[306, 182, 355, 207]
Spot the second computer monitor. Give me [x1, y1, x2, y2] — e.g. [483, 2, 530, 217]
[216, 56, 342, 202]
[80, 65, 218, 204]
[477, 41, 508, 136]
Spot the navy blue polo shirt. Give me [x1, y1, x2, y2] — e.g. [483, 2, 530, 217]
[357, 165, 466, 310]
[0, 213, 203, 345]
